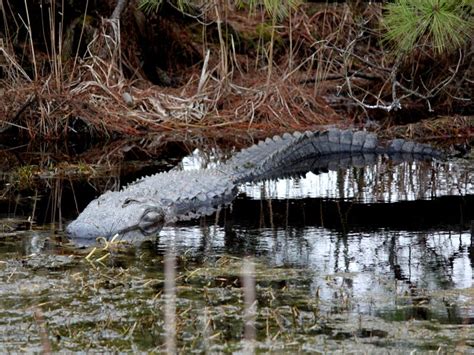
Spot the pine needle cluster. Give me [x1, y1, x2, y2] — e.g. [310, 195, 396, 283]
[138, 0, 300, 19]
[383, 0, 473, 55]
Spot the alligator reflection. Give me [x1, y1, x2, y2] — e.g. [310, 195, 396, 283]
[156, 211, 473, 324]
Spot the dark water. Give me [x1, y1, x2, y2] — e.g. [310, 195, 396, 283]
[0, 142, 473, 352]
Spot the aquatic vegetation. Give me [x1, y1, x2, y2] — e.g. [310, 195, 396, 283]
[0, 241, 472, 352]
[11, 165, 38, 189]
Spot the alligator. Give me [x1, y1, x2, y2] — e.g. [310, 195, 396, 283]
[66, 129, 442, 244]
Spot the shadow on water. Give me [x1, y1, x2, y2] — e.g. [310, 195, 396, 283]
[0, 137, 473, 352]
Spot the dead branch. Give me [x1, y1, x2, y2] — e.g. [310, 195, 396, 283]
[339, 37, 467, 112]
[111, 0, 128, 20]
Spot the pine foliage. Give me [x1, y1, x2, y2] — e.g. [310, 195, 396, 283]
[138, 0, 300, 19]
[383, 0, 473, 55]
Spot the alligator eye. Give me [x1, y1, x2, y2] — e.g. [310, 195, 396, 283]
[143, 211, 162, 222]
[139, 208, 165, 235]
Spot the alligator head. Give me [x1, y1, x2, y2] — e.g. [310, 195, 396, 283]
[66, 190, 167, 244]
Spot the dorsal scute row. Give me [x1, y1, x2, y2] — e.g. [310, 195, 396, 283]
[226, 131, 300, 171]
[119, 168, 234, 206]
[230, 129, 380, 182]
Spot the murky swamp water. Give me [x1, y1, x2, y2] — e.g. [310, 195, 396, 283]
[0, 139, 473, 352]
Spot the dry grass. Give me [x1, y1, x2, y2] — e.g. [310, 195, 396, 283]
[0, 2, 471, 140]
[383, 116, 474, 143]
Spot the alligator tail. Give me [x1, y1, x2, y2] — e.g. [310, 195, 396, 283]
[229, 129, 443, 183]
